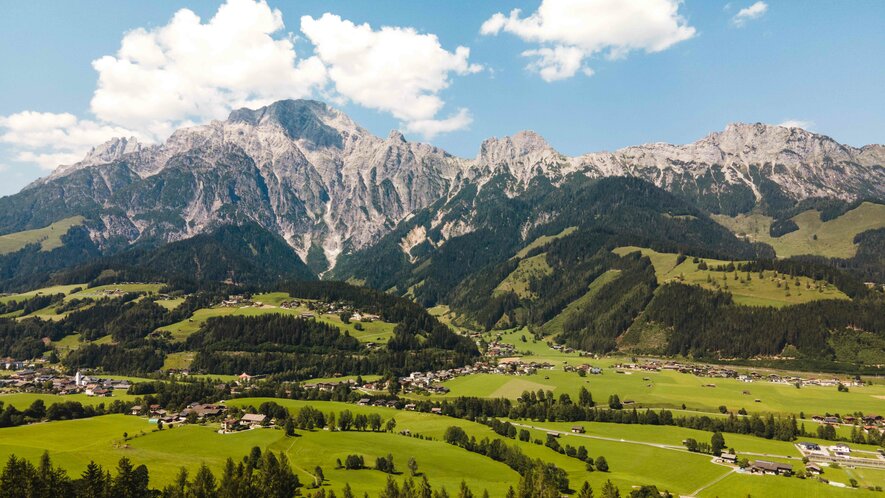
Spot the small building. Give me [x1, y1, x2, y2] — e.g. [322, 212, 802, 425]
[751, 460, 792, 475]
[571, 426, 586, 434]
[430, 407, 443, 414]
[719, 453, 738, 464]
[806, 463, 822, 475]
[404, 403, 416, 411]
[240, 413, 267, 427]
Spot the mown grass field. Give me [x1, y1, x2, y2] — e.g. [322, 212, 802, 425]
[52, 333, 113, 356]
[431, 329, 885, 416]
[0, 216, 86, 255]
[0, 391, 139, 409]
[713, 202, 885, 258]
[613, 246, 848, 307]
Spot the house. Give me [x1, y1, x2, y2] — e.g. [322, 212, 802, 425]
[430, 407, 443, 415]
[571, 426, 586, 434]
[806, 463, 823, 475]
[797, 442, 821, 452]
[546, 432, 561, 438]
[357, 398, 371, 406]
[238, 372, 253, 382]
[719, 453, 738, 464]
[404, 404, 416, 411]
[751, 460, 792, 475]
[240, 413, 267, 427]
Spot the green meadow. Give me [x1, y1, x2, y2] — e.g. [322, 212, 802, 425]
[0, 283, 86, 305]
[494, 253, 551, 298]
[0, 391, 139, 409]
[613, 246, 848, 307]
[157, 294, 396, 344]
[713, 202, 885, 259]
[432, 329, 885, 417]
[0, 216, 86, 255]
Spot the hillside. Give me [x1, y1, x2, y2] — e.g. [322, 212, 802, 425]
[713, 201, 885, 258]
[0, 216, 85, 255]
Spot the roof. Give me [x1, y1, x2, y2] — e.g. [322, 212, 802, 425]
[240, 413, 267, 423]
[752, 460, 792, 472]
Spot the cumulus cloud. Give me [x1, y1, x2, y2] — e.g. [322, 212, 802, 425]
[1, 0, 480, 175]
[777, 119, 813, 130]
[90, 0, 327, 135]
[300, 13, 481, 137]
[733, 1, 768, 26]
[481, 0, 696, 81]
[0, 111, 143, 170]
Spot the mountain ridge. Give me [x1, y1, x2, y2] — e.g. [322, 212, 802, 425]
[4, 99, 884, 272]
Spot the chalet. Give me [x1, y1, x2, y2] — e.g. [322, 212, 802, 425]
[751, 460, 792, 475]
[430, 407, 443, 415]
[719, 453, 737, 464]
[188, 404, 225, 418]
[404, 404, 417, 411]
[238, 373, 253, 383]
[130, 406, 143, 416]
[240, 413, 267, 427]
[546, 432, 561, 438]
[806, 463, 823, 475]
[571, 426, 586, 434]
[357, 398, 371, 406]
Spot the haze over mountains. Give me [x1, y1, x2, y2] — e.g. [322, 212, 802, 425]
[2, 99, 884, 274]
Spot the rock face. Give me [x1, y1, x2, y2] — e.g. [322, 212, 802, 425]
[4, 100, 883, 271]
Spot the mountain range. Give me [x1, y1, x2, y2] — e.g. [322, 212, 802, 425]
[3, 99, 883, 277]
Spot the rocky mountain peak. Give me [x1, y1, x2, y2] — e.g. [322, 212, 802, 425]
[227, 99, 362, 149]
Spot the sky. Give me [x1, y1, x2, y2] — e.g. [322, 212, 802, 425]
[1, 0, 883, 197]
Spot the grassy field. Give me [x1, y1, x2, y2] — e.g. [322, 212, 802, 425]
[0, 216, 86, 255]
[162, 351, 196, 370]
[0, 284, 86, 305]
[0, 391, 139, 409]
[157, 296, 397, 344]
[52, 333, 113, 356]
[494, 253, 551, 299]
[713, 202, 885, 258]
[432, 329, 885, 417]
[613, 246, 848, 307]
[513, 226, 577, 259]
[0, 398, 880, 496]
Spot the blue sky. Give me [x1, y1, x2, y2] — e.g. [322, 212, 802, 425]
[1, 0, 883, 197]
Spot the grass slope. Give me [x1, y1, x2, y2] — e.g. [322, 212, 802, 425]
[494, 253, 551, 299]
[513, 226, 577, 259]
[0, 216, 85, 255]
[713, 202, 885, 258]
[613, 246, 848, 307]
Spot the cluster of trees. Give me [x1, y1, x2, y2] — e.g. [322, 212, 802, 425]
[187, 315, 362, 354]
[442, 426, 570, 493]
[683, 432, 726, 454]
[0, 446, 300, 498]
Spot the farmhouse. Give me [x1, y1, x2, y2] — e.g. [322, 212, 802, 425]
[571, 426, 586, 434]
[719, 453, 738, 464]
[751, 460, 792, 475]
[239, 413, 267, 427]
[806, 463, 823, 475]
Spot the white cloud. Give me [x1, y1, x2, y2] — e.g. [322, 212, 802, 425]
[0, 111, 143, 170]
[0, 0, 480, 175]
[777, 119, 813, 130]
[300, 13, 481, 136]
[403, 109, 473, 138]
[90, 0, 327, 135]
[733, 1, 768, 26]
[481, 0, 696, 81]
